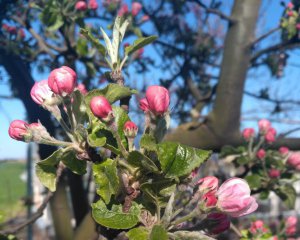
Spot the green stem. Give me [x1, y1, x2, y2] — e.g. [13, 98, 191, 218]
[109, 123, 128, 158]
[117, 159, 135, 175]
[171, 209, 199, 226]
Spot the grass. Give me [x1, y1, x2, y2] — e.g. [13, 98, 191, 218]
[0, 161, 26, 221]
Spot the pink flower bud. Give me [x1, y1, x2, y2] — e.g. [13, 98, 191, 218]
[118, 4, 129, 16]
[250, 220, 267, 234]
[279, 146, 289, 155]
[145, 85, 170, 116]
[286, 216, 297, 236]
[256, 149, 266, 159]
[242, 128, 255, 141]
[139, 98, 149, 112]
[296, 23, 300, 30]
[88, 0, 98, 10]
[265, 127, 276, 143]
[90, 96, 114, 122]
[258, 119, 271, 133]
[197, 176, 219, 193]
[287, 2, 294, 9]
[287, 153, 300, 170]
[77, 83, 88, 95]
[287, 10, 294, 17]
[123, 121, 138, 138]
[30, 80, 54, 105]
[202, 191, 217, 207]
[48, 66, 77, 96]
[8, 120, 29, 141]
[206, 213, 230, 234]
[141, 15, 150, 22]
[18, 29, 25, 39]
[8, 26, 17, 34]
[268, 169, 280, 178]
[216, 178, 258, 217]
[75, 1, 87, 11]
[131, 2, 142, 16]
[124, 43, 130, 48]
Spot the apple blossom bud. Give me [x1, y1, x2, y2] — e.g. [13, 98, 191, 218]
[8, 120, 30, 141]
[286, 216, 297, 236]
[131, 2, 142, 16]
[145, 85, 170, 116]
[197, 176, 219, 193]
[28, 122, 52, 142]
[48, 66, 77, 96]
[287, 10, 294, 17]
[216, 177, 258, 217]
[242, 128, 255, 141]
[75, 1, 87, 11]
[279, 146, 289, 155]
[30, 80, 55, 105]
[123, 121, 138, 138]
[18, 29, 25, 39]
[287, 153, 300, 170]
[88, 0, 98, 10]
[118, 4, 129, 16]
[77, 83, 88, 95]
[206, 213, 230, 234]
[287, 2, 294, 9]
[202, 191, 217, 207]
[141, 15, 150, 22]
[265, 127, 276, 143]
[249, 220, 267, 234]
[268, 169, 280, 178]
[124, 43, 130, 48]
[90, 96, 114, 122]
[139, 98, 149, 112]
[256, 149, 266, 159]
[296, 23, 300, 30]
[258, 119, 271, 133]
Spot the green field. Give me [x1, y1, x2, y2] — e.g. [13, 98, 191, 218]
[0, 161, 26, 222]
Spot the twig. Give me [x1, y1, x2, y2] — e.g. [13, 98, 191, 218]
[230, 223, 242, 238]
[250, 26, 281, 46]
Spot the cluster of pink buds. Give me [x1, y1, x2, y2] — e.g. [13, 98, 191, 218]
[196, 177, 258, 234]
[139, 85, 170, 116]
[286, 216, 298, 236]
[2, 24, 17, 34]
[249, 220, 268, 234]
[117, 2, 148, 23]
[242, 119, 277, 144]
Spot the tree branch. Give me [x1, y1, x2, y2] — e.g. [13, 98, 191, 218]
[250, 26, 281, 46]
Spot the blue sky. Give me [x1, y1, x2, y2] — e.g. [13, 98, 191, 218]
[1, 0, 300, 159]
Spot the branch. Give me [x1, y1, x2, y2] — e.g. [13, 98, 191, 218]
[250, 26, 281, 46]
[189, 0, 235, 23]
[251, 40, 300, 63]
[0, 163, 65, 236]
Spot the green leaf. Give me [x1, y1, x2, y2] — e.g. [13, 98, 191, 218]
[61, 150, 87, 175]
[149, 225, 168, 240]
[92, 200, 141, 229]
[88, 131, 107, 147]
[76, 38, 89, 56]
[245, 174, 262, 189]
[93, 159, 119, 204]
[113, 106, 130, 148]
[237, 156, 251, 165]
[157, 142, 211, 178]
[127, 227, 149, 240]
[35, 164, 57, 192]
[46, 15, 64, 31]
[100, 27, 115, 63]
[125, 36, 157, 56]
[72, 90, 88, 123]
[80, 28, 106, 56]
[128, 151, 160, 173]
[275, 184, 296, 209]
[140, 134, 157, 151]
[259, 190, 270, 200]
[37, 149, 62, 166]
[85, 83, 137, 117]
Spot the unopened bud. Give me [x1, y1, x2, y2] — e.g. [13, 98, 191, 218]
[90, 96, 114, 122]
[75, 1, 87, 11]
[145, 85, 170, 116]
[48, 66, 77, 96]
[123, 121, 138, 138]
[8, 120, 31, 142]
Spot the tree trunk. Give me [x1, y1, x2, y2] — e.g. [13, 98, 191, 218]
[166, 0, 262, 150]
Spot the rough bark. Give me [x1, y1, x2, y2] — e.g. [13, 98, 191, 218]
[166, 0, 263, 150]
